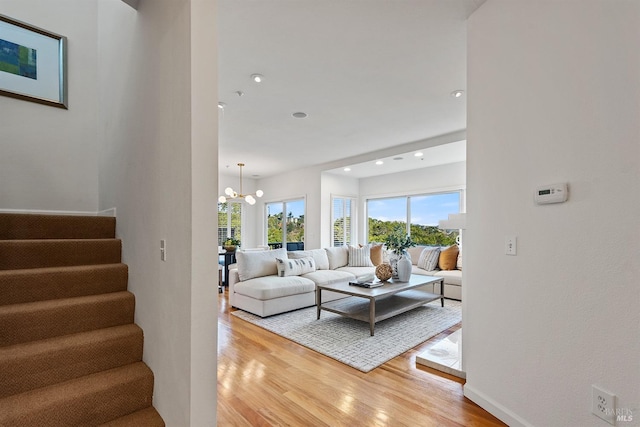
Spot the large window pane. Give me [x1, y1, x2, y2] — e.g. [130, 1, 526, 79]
[367, 197, 407, 242]
[332, 197, 353, 246]
[367, 192, 461, 245]
[285, 199, 305, 247]
[410, 193, 460, 246]
[266, 202, 283, 247]
[218, 202, 242, 246]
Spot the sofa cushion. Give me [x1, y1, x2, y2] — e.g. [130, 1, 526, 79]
[288, 249, 330, 270]
[236, 248, 287, 281]
[301, 270, 355, 286]
[276, 257, 316, 277]
[348, 245, 374, 267]
[439, 245, 459, 270]
[335, 266, 375, 281]
[325, 246, 349, 270]
[417, 247, 440, 271]
[434, 270, 463, 286]
[233, 275, 316, 300]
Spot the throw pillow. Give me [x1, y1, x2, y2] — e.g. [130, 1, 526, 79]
[276, 257, 316, 277]
[236, 247, 287, 281]
[360, 243, 383, 266]
[288, 249, 330, 270]
[325, 246, 349, 270]
[439, 245, 459, 271]
[348, 245, 374, 267]
[417, 247, 440, 271]
[456, 248, 462, 270]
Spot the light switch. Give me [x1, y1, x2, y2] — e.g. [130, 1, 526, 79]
[160, 239, 167, 261]
[505, 236, 517, 255]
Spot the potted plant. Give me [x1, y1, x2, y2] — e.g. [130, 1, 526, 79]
[384, 230, 416, 281]
[223, 238, 240, 252]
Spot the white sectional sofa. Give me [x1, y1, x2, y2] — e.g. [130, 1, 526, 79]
[406, 245, 463, 300]
[228, 244, 463, 317]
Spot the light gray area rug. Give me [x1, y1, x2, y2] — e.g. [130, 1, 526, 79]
[231, 300, 461, 372]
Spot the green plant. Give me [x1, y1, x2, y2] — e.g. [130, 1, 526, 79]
[224, 237, 240, 246]
[384, 229, 416, 256]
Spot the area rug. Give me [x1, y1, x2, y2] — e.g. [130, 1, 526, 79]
[231, 299, 461, 372]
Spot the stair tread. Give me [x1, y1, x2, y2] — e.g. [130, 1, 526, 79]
[0, 291, 135, 346]
[99, 406, 165, 427]
[0, 239, 122, 270]
[0, 324, 143, 398]
[0, 213, 116, 240]
[0, 263, 128, 306]
[0, 362, 154, 426]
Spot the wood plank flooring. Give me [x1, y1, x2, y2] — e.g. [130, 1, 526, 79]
[217, 290, 506, 426]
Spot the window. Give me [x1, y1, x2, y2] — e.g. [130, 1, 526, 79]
[367, 192, 461, 246]
[266, 198, 305, 249]
[218, 202, 242, 246]
[331, 196, 355, 246]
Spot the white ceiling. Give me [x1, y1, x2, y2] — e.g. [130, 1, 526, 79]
[218, 0, 484, 179]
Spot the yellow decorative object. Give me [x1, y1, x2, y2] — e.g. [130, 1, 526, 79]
[375, 263, 393, 281]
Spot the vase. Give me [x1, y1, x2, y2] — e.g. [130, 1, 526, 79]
[389, 253, 399, 278]
[397, 254, 412, 282]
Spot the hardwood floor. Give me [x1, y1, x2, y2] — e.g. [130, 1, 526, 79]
[217, 290, 505, 426]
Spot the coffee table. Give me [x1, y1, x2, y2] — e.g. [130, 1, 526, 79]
[316, 275, 444, 336]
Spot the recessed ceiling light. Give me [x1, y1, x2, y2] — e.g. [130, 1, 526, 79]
[451, 90, 464, 98]
[218, 102, 226, 109]
[375, 160, 383, 165]
[343, 167, 351, 172]
[292, 112, 308, 119]
[414, 152, 423, 157]
[251, 74, 264, 83]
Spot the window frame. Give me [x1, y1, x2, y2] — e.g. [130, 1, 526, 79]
[365, 189, 464, 243]
[265, 196, 306, 249]
[331, 194, 356, 247]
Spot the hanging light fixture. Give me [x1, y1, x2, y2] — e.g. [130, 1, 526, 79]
[218, 163, 264, 205]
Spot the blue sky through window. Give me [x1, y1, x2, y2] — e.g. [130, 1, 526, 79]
[368, 192, 460, 226]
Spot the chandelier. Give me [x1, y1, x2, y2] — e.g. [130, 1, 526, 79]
[218, 163, 264, 205]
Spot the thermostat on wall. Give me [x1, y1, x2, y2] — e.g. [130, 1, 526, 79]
[535, 183, 568, 205]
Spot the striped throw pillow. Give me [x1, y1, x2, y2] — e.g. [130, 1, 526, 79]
[275, 257, 316, 277]
[348, 245, 374, 267]
[417, 247, 440, 271]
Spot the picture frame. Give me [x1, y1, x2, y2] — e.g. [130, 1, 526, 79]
[0, 14, 68, 109]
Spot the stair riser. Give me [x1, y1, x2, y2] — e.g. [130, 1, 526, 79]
[0, 363, 154, 426]
[0, 214, 116, 240]
[0, 293, 135, 346]
[0, 325, 143, 398]
[0, 264, 128, 306]
[0, 240, 122, 270]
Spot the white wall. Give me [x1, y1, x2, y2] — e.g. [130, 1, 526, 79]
[0, 0, 99, 212]
[464, 2, 640, 426]
[97, 0, 217, 425]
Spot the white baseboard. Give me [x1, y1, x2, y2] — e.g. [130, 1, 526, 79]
[463, 383, 533, 427]
[0, 208, 117, 217]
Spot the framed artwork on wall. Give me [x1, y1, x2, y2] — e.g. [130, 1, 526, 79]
[0, 14, 68, 109]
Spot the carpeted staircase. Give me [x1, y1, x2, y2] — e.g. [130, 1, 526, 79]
[0, 213, 165, 426]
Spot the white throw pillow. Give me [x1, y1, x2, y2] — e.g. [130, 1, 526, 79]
[325, 246, 349, 270]
[417, 247, 440, 271]
[457, 248, 462, 270]
[348, 245, 374, 267]
[276, 257, 316, 277]
[288, 249, 330, 270]
[236, 248, 287, 281]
